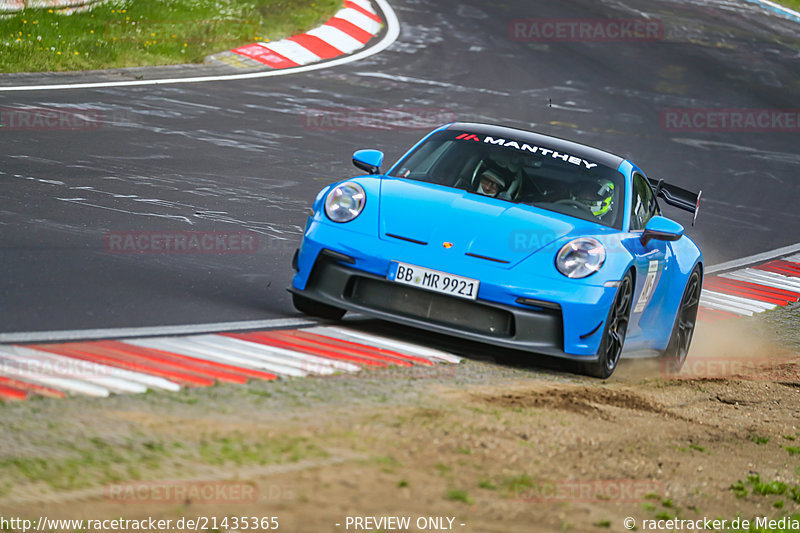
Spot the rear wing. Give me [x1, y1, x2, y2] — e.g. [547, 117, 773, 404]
[647, 178, 702, 226]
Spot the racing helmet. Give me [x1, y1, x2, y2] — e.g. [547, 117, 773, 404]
[574, 178, 615, 217]
[477, 169, 506, 197]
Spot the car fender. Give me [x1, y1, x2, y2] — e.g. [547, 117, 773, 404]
[654, 237, 703, 350]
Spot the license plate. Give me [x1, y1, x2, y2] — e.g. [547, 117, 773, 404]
[388, 261, 479, 300]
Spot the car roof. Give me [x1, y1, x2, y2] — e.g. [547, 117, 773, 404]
[446, 122, 626, 170]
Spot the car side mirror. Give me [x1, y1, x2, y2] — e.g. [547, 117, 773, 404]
[641, 216, 684, 246]
[353, 149, 384, 175]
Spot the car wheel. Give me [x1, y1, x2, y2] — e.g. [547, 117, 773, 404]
[581, 272, 633, 379]
[661, 265, 702, 374]
[292, 293, 346, 321]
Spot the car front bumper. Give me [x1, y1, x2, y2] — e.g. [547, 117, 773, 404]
[291, 247, 615, 362]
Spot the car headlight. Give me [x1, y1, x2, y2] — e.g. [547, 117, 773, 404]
[324, 182, 366, 223]
[555, 237, 606, 278]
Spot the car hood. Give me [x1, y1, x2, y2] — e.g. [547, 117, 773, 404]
[378, 178, 580, 267]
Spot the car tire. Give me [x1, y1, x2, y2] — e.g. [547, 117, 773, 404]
[661, 265, 702, 374]
[580, 271, 634, 379]
[292, 292, 346, 321]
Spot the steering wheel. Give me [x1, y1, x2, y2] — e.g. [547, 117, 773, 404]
[470, 161, 485, 188]
[553, 198, 594, 214]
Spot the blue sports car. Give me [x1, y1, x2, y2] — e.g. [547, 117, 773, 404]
[290, 123, 703, 378]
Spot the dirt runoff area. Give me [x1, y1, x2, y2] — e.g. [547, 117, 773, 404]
[1, 304, 799, 533]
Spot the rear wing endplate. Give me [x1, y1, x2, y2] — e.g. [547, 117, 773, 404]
[647, 178, 702, 226]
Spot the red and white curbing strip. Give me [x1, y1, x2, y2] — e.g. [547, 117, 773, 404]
[2, 249, 797, 401]
[698, 254, 800, 322]
[0, 326, 459, 401]
[230, 0, 383, 69]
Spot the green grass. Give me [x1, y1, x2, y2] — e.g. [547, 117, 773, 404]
[374, 455, 401, 473]
[750, 435, 771, 445]
[0, 431, 326, 494]
[198, 432, 326, 466]
[0, 0, 343, 73]
[477, 479, 497, 490]
[731, 480, 749, 499]
[730, 474, 800, 505]
[502, 474, 535, 498]
[444, 489, 474, 504]
[772, 0, 800, 12]
[0, 436, 169, 492]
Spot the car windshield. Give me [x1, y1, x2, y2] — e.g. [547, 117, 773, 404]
[389, 130, 626, 229]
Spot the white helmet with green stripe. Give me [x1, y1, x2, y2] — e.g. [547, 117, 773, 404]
[574, 179, 615, 217]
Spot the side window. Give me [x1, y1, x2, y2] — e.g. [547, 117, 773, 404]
[630, 173, 657, 231]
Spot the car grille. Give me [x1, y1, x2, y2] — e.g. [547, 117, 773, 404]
[347, 277, 514, 337]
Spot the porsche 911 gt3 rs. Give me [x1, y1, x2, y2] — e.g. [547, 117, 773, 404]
[290, 122, 703, 378]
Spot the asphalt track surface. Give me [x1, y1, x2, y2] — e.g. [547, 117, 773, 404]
[1, 0, 799, 334]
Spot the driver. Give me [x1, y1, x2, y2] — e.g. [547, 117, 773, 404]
[476, 169, 506, 197]
[491, 151, 523, 200]
[573, 179, 615, 217]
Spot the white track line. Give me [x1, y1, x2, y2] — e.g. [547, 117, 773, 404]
[0, 0, 399, 92]
[0, 317, 318, 344]
[746, 0, 800, 22]
[313, 326, 462, 363]
[706, 242, 800, 274]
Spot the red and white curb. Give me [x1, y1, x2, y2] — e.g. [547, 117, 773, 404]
[0, 326, 459, 401]
[226, 0, 383, 69]
[699, 253, 800, 321]
[0, 0, 397, 91]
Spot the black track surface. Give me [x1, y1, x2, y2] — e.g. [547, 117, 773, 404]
[1, 0, 799, 333]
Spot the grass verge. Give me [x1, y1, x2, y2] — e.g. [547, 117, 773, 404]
[0, 0, 343, 73]
[770, 0, 800, 13]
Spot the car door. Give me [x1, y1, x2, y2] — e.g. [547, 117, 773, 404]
[624, 172, 671, 348]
